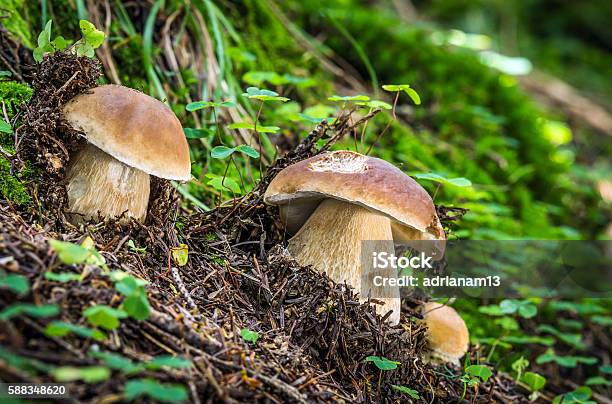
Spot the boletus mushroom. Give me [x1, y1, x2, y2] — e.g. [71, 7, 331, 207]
[264, 150, 445, 325]
[61, 85, 191, 223]
[422, 302, 469, 364]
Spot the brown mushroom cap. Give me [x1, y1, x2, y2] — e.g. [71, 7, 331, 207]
[423, 302, 469, 363]
[264, 150, 444, 241]
[62, 84, 191, 181]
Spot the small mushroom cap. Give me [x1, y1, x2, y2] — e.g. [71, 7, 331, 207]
[264, 150, 445, 242]
[62, 84, 191, 181]
[422, 302, 469, 363]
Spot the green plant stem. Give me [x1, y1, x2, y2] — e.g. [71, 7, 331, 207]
[212, 107, 222, 143]
[359, 107, 373, 152]
[254, 101, 264, 180]
[231, 155, 245, 191]
[366, 91, 400, 155]
[221, 160, 234, 197]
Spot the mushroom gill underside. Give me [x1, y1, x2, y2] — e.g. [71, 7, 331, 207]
[287, 198, 401, 324]
[65, 143, 150, 223]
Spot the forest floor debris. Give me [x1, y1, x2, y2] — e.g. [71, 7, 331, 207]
[0, 52, 533, 403]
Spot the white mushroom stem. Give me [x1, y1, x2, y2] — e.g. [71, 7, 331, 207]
[65, 144, 150, 223]
[288, 198, 401, 324]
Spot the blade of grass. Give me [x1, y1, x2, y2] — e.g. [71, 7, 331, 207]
[325, 11, 378, 97]
[114, 0, 137, 36]
[203, 0, 226, 97]
[75, 0, 88, 20]
[143, 0, 168, 102]
[40, 0, 48, 29]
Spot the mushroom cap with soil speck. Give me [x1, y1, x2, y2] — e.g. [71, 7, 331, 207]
[422, 302, 469, 364]
[62, 84, 191, 181]
[263, 151, 445, 325]
[264, 150, 445, 243]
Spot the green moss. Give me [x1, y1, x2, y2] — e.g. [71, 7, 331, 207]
[0, 0, 34, 48]
[0, 157, 30, 205]
[0, 81, 33, 119]
[0, 80, 32, 205]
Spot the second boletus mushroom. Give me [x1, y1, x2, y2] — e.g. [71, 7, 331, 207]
[264, 150, 445, 325]
[61, 84, 191, 223]
[422, 302, 469, 365]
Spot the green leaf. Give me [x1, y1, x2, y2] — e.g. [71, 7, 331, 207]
[227, 122, 280, 133]
[124, 378, 188, 403]
[79, 20, 105, 47]
[0, 120, 12, 134]
[503, 335, 555, 346]
[499, 299, 520, 313]
[511, 356, 529, 374]
[0, 346, 52, 374]
[48, 238, 106, 268]
[365, 356, 400, 371]
[521, 372, 546, 392]
[171, 244, 189, 267]
[355, 100, 393, 110]
[38, 20, 53, 48]
[414, 173, 472, 187]
[51, 36, 67, 50]
[585, 376, 612, 386]
[33, 20, 54, 62]
[115, 274, 151, 320]
[0, 303, 59, 320]
[591, 315, 612, 326]
[83, 305, 128, 330]
[391, 385, 420, 398]
[49, 239, 90, 265]
[552, 386, 593, 404]
[382, 84, 421, 105]
[76, 42, 95, 58]
[210, 146, 236, 159]
[0, 272, 29, 295]
[536, 349, 598, 367]
[115, 276, 148, 296]
[494, 316, 519, 331]
[465, 365, 492, 382]
[146, 356, 192, 369]
[235, 145, 260, 158]
[240, 328, 259, 344]
[45, 271, 82, 283]
[186, 100, 235, 111]
[184, 127, 214, 139]
[45, 321, 106, 341]
[382, 84, 411, 92]
[242, 87, 289, 102]
[518, 304, 538, 319]
[89, 350, 143, 375]
[549, 301, 604, 315]
[126, 240, 147, 254]
[537, 324, 585, 349]
[206, 175, 241, 194]
[52, 366, 110, 383]
[328, 94, 370, 102]
[478, 305, 506, 316]
[403, 87, 421, 105]
[121, 292, 150, 321]
[600, 365, 612, 374]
